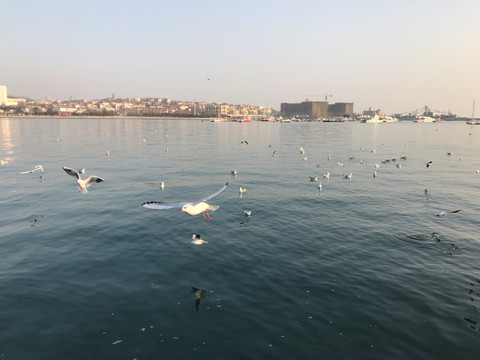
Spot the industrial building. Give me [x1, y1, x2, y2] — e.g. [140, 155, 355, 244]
[281, 100, 354, 118]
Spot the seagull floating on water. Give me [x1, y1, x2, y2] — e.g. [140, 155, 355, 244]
[142, 182, 228, 221]
[323, 172, 330, 180]
[20, 165, 44, 174]
[239, 187, 247, 194]
[244, 210, 252, 217]
[160, 181, 165, 191]
[191, 233, 207, 245]
[63, 166, 104, 193]
[309, 176, 318, 182]
[344, 173, 352, 180]
[231, 170, 237, 176]
[436, 209, 461, 217]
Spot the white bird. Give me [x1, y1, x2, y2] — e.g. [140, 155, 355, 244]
[375, 163, 381, 168]
[360, 160, 367, 165]
[105, 150, 110, 156]
[160, 181, 165, 191]
[476, 169, 479, 174]
[79, 168, 86, 174]
[337, 162, 344, 167]
[436, 209, 461, 217]
[191, 233, 207, 245]
[244, 210, 252, 217]
[239, 187, 247, 194]
[299, 146, 305, 154]
[323, 172, 330, 180]
[20, 165, 44, 174]
[302, 156, 308, 161]
[142, 182, 228, 221]
[308, 176, 318, 182]
[318, 183, 322, 190]
[63, 166, 104, 193]
[344, 173, 352, 180]
[396, 164, 402, 168]
[0, 160, 8, 165]
[231, 170, 237, 176]
[373, 171, 377, 178]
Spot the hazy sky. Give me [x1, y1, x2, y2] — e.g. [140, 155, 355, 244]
[1, 0, 479, 115]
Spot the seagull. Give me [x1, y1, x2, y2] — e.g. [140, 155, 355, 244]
[337, 162, 344, 167]
[318, 183, 322, 190]
[323, 172, 330, 180]
[349, 155, 355, 160]
[239, 187, 247, 194]
[299, 147, 305, 154]
[272, 150, 277, 157]
[315, 163, 322, 168]
[160, 181, 165, 191]
[302, 156, 308, 161]
[400, 156, 407, 160]
[308, 176, 318, 182]
[426, 161, 433, 168]
[436, 209, 461, 217]
[105, 150, 110, 156]
[191, 233, 207, 245]
[344, 173, 352, 180]
[244, 210, 252, 217]
[79, 168, 86, 174]
[191, 287, 207, 312]
[241, 140, 249, 145]
[0, 160, 8, 165]
[63, 166, 104, 193]
[374, 163, 381, 168]
[476, 169, 480, 174]
[231, 170, 237, 176]
[424, 189, 428, 195]
[142, 182, 228, 221]
[20, 165, 44, 174]
[360, 160, 367, 165]
[373, 171, 377, 178]
[396, 164, 402, 168]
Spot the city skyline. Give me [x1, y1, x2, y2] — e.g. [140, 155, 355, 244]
[1, 0, 479, 116]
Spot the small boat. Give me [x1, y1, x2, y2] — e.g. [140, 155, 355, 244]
[414, 115, 435, 122]
[466, 99, 480, 125]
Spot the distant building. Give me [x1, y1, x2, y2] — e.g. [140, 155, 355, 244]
[281, 100, 353, 118]
[0, 86, 8, 106]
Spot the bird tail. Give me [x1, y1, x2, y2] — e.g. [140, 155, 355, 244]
[208, 205, 220, 212]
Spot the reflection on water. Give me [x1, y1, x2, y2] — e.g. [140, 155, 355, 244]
[191, 287, 207, 312]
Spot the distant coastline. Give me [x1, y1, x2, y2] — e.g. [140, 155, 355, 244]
[1, 114, 217, 120]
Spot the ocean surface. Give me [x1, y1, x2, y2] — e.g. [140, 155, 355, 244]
[1, 117, 480, 359]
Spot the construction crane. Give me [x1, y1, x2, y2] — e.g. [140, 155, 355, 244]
[303, 93, 333, 102]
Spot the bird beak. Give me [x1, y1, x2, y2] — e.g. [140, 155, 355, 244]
[180, 209, 184, 212]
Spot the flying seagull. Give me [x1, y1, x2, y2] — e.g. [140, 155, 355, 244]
[426, 161, 433, 168]
[142, 182, 228, 221]
[63, 167, 104, 193]
[20, 165, 44, 174]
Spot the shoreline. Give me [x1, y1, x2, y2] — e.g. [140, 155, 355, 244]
[1, 114, 218, 120]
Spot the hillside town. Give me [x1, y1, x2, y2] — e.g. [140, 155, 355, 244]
[0, 86, 274, 118]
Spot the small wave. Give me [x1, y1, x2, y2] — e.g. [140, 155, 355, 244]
[395, 232, 459, 256]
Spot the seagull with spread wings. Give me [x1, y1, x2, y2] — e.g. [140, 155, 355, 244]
[142, 182, 228, 221]
[63, 166, 104, 193]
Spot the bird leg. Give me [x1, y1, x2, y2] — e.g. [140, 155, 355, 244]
[205, 210, 213, 221]
[202, 212, 208, 220]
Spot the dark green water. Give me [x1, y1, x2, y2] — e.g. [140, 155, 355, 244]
[1, 118, 479, 359]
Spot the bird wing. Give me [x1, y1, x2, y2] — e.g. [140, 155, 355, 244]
[84, 176, 104, 188]
[142, 201, 190, 210]
[63, 167, 80, 179]
[193, 182, 228, 205]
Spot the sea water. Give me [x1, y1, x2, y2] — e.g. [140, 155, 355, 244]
[0, 118, 479, 359]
